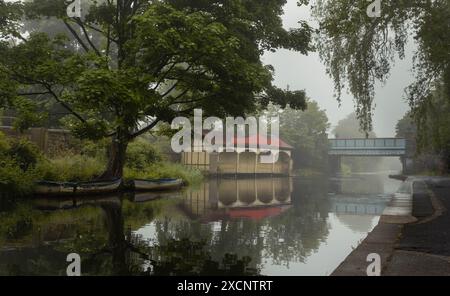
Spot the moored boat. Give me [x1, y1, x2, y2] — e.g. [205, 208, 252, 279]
[132, 178, 183, 191]
[75, 178, 122, 195]
[34, 181, 76, 195]
[34, 178, 122, 196]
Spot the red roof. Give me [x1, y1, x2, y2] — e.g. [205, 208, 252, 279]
[231, 134, 293, 150]
[201, 130, 293, 150]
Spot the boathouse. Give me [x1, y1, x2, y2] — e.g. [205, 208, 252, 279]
[181, 134, 293, 175]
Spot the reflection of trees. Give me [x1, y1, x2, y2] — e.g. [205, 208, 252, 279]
[262, 207, 329, 266]
[143, 218, 261, 275]
[0, 177, 334, 275]
[143, 238, 258, 276]
[99, 177, 332, 274]
[259, 177, 331, 266]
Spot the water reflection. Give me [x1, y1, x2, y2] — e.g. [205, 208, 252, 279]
[0, 174, 400, 275]
[181, 177, 292, 221]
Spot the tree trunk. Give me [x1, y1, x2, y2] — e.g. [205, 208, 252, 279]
[100, 134, 128, 180]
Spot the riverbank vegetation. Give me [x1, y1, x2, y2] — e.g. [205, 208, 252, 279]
[0, 132, 202, 197]
[397, 81, 450, 174]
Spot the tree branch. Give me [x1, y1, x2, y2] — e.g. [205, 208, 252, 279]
[74, 18, 102, 56]
[152, 60, 179, 91]
[129, 118, 160, 139]
[41, 83, 87, 124]
[63, 20, 90, 53]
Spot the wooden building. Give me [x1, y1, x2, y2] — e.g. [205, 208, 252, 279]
[181, 134, 294, 175]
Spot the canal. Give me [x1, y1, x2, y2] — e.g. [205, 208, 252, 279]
[0, 174, 402, 275]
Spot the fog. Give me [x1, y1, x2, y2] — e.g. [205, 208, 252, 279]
[263, 0, 416, 137]
[5, 0, 416, 137]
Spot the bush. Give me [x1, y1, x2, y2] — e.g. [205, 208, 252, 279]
[0, 131, 10, 152]
[36, 155, 105, 182]
[125, 138, 163, 170]
[124, 162, 203, 185]
[0, 133, 41, 196]
[78, 138, 109, 160]
[7, 139, 42, 170]
[0, 158, 38, 196]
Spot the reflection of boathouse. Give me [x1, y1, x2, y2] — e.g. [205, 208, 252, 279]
[182, 178, 293, 221]
[181, 134, 294, 175]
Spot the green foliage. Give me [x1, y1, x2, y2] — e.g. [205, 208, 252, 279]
[0, 132, 41, 195]
[125, 138, 163, 170]
[396, 81, 450, 173]
[68, 137, 109, 160]
[7, 138, 42, 170]
[0, 131, 9, 151]
[124, 162, 203, 186]
[0, 158, 38, 196]
[313, 0, 450, 132]
[333, 113, 376, 139]
[0, 0, 312, 178]
[261, 100, 330, 169]
[36, 155, 105, 182]
[412, 81, 450, 172]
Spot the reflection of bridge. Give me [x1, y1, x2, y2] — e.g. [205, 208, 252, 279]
[328, 138, 409, 173]
[329, 196, 388, 215]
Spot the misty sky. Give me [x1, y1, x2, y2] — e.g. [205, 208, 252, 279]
[263, 0, 415, 137]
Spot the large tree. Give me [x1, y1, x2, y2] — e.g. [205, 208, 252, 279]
[265, 100, 329, 169]
[312, 0, 450, 132]
[397, 81, 450, 172]
[0, 0, 312, 178]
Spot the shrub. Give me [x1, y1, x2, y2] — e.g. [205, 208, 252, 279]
[125, 138, 163, 170]
[0, 158, 38, 196]
[78, 138, 109, 160]
[36, 155, 105, 182]
[7, 139, 42, 170]
[0, 131, 10, 153]
[0, 133, 41, 196]
[124, 162, 203, 185]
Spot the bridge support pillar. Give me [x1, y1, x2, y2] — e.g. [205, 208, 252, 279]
[329, 155, 342, 176]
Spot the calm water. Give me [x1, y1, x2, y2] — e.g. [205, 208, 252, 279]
[0, 174, 401, 276]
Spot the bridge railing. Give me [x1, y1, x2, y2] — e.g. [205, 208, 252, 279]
[329, 138, 406, 150]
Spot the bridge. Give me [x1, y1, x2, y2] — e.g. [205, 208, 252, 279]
[328, 138, 409, 174]
[329, 138, 406, 156]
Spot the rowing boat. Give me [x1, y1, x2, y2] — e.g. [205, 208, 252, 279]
[34, 181, 76, 195]
[34, 178, 122, 196]
[75, 178, 122, 195]
[131, 178, 183, 191]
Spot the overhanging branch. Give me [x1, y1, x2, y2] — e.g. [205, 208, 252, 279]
[129, 118, 160, 139]
[63, 20, 90, 53]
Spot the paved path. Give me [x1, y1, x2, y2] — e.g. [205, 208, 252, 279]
[332, 177, 450, 276]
